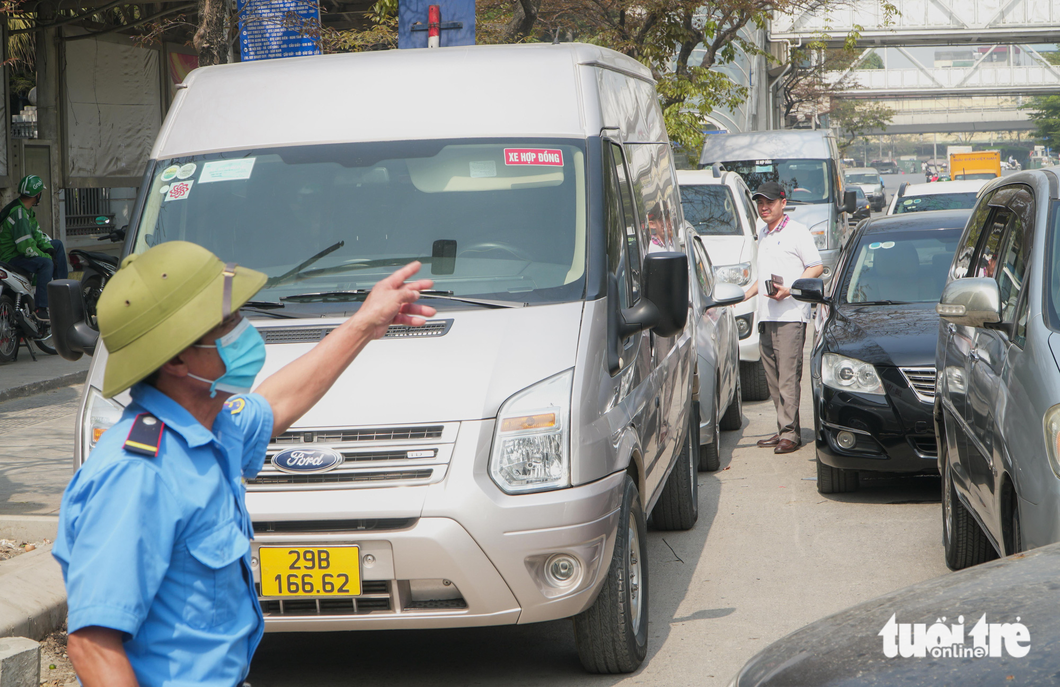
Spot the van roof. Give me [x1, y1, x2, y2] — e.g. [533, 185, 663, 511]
[154, 44, 657, 159]
[699, 130, 836, 166]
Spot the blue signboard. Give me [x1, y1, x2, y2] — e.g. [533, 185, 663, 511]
[238, 0, 322, 61]
[398, 0, 475, 49]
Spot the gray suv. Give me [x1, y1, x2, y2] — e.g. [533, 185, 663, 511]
[935, 167, 1060, 569]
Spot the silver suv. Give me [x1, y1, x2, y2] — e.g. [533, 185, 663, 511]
[935, 167, 1060, 569]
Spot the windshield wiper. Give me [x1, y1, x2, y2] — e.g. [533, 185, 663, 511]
[418, 290, 524, 309]
[848, 300, 912, 306]
[281, 289, 524, 308]
[265, 241, 345, 288]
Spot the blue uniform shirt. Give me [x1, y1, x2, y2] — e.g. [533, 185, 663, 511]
[54, 383, 274, 687]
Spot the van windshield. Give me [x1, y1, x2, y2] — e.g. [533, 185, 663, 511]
[133, 140, 587, 306]
[718, 159, 833, 204]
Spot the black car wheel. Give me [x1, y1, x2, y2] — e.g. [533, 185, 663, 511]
[719, 371, 743, 431]
[699, 392, 721, 472]
[941, 432, 996, 570]
[816, 452, 858, 494]
[574, 475, 649, 674]
[652, 420, 699, 531]
[740, 360, 770, 401]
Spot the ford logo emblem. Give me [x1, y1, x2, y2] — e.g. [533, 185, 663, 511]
[272, 447, 344, 474]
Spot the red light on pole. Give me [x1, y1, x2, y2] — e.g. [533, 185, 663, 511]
[428, 5, 441, 48]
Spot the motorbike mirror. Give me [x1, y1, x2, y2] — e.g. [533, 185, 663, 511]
[47, 280, 98, 360]
[94, 216, 111, 226]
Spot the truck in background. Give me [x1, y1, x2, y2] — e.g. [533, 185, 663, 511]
[949, 151, 1001, 181]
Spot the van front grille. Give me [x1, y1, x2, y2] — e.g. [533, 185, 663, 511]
[263, 319, 451, 345]
[273, 426, 445, 444]
[259, 580, 392, 616]
[253, 518, 415, 534]
[247, 469, 434, 486]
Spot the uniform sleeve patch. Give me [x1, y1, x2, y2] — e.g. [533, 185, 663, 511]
[225, 398, 246, 415]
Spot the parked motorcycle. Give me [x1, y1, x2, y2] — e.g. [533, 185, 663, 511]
[68, 216, 123, 328]
[0, 259, 56, 362]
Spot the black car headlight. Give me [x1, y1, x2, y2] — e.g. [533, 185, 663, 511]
[822, 353, 884, 396]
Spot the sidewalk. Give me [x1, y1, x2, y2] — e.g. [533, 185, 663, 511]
[0, 351, 91, 403]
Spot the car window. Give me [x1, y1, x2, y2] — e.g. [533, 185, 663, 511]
[846, 174, 878, 185]
[610, 143, 641, 303]
[971, 209, 1010, 279]
[953, 189, 997, 278]
[855, 187, 866, 200]
[605, 143, 633, 309]
[894, 193, 979, 214]
[681, 185, 741, 236]
[842, 229, 962, 304]
[995, 215, 1027, 324]
[691, 239, 714, 297]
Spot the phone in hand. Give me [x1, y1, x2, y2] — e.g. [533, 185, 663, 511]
[765, 279, 777, 296]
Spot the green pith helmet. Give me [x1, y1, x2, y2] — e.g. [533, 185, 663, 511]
[97, 241, 266, 398]
[17, 174, 45, 197]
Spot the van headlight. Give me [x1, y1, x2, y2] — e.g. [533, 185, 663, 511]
[81, 387, 125, 455]
[713, 262, 752, 287]
[1043, 405, 1060, 479]
[489, 369, 573, 493]
[822, 353, 884, 396]
[810, 221, 828, 249]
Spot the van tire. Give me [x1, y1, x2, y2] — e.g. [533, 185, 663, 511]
[575, 476, 649, 674]
[816, 455, 858, 494]
[741, 360, 769, 401]
[719, 372, 743, 431]
[941, 436, 996, 570]
[699, 396, 721, 472]
[652, 422, 698, 531]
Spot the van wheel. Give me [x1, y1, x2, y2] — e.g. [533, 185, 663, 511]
[719, 371, 743, 431]
[574, 476, 649, 674]
[816, 455, 858, 494]
[698, 394, 721, 472]
[740, 360, 770, 401]
[941, 436, 996, 570]
[652, 422, 698, 531]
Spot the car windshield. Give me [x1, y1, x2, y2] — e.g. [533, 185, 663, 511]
[855, 187, 866, 199]
[132, 140, 587, 306]
[846, 174, 879, 185]
[894, 193, 978, 214]
[842, 229, 962, 304]
[721, 158, 833, 204]
[680, 184, 742, 236]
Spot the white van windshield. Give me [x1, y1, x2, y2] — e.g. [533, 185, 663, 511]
[133, 140, 587, 306]
[721, 159, 833, 205]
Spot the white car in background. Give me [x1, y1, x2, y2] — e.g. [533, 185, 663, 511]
[677, 166, 769, 401]
[886, 179, 989, 215]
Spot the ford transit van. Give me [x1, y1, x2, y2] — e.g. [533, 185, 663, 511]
[699, 130, 857, 281]
[52, 44, 743, 674]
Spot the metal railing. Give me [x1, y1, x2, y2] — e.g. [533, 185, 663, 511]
[11, 122, 37, 139]
[65, 188, 114, 237]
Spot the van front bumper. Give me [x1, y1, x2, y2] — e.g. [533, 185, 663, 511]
[248, 467, 625, 632]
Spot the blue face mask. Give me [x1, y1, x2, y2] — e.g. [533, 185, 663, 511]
[189, 318, 266, 398]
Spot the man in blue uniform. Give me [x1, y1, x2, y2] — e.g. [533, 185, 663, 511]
[53, 241, 435, 687]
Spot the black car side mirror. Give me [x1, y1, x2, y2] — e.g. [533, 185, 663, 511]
[48, 280, 99, 360]
[620, 252, 689, 338]
[841, 190, 857, 215]
[790, 278, 829, 305]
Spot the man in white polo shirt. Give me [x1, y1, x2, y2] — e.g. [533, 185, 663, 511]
[742, 181, 824, 454]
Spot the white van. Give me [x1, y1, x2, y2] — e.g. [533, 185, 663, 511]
[52, 44, 745, 674]
[699, 130, 857, 282]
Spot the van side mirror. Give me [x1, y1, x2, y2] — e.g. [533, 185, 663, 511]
[48, 280, 99, 360]
[620, 252, 688, 338]
[936, 277, 1000, 328]
[790, 278, 828, 304]
[841, 190, 857, 215]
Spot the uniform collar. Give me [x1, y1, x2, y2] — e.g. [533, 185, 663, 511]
[765, 215, 789, 235]
[129, 383, 218, 448]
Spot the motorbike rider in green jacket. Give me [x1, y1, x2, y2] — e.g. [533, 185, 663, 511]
[0, 175, 68, 319]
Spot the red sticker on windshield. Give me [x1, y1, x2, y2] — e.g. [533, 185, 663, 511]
[504, 148, 564, 166]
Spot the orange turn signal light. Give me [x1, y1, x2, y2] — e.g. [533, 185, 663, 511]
[501, 413, 557, 433]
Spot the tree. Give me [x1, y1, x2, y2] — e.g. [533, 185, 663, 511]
[829, 99, 894, 154]
[1024, 47, 1060, 151]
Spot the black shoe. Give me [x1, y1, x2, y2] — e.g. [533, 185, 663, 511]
[34, 307, 49, 321]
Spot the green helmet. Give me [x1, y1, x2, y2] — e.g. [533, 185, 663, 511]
[97, 241, 266, 398]
[17, 175, 45, 198]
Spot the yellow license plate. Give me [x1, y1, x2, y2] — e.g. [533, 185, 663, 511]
[259, 546, 361, 597]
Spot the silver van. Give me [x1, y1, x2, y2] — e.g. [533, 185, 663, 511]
[699, 130, 857, 281]
[51, 44, 743, 673]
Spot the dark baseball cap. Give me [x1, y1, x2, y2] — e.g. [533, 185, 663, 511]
[752, 181, 786, 201]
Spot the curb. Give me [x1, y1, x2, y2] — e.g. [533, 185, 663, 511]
[0, 515, 59, 543]
[0, 370, 88, 404]
[0, 544, 66, 641]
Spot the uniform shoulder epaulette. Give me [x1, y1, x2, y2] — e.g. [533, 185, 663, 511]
[124, 413, 165, 457]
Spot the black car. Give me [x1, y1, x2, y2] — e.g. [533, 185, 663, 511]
[849, 187, 872, 225]
[791, 210, 970, 493]
[731, 541, 1058, 686]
